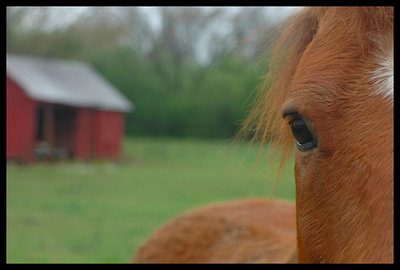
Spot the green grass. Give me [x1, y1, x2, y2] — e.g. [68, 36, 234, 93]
[6, 137, 295, 263]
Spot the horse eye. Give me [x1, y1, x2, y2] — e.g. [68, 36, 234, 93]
[289, 118, 316, 151]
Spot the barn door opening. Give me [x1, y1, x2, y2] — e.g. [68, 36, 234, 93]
[36, 106, 45, 142]
[35, 104, 77, 160]
[35, 104, 54, 160]
[54, 105, 77, 159]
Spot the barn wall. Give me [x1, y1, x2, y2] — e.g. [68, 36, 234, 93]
[75, 108, 93, 160]
[6, 76, 37, 162]
[92, 111, 124, 159]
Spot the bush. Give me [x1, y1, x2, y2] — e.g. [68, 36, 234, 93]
[90, 48, 265, 139]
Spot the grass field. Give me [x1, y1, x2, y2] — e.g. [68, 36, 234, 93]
[6, 137, 295, 263]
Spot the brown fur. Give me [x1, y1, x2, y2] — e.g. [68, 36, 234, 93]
[133, 199, 297, 263]
[133, 7, 393, 263]
[243, 7, 393, 263]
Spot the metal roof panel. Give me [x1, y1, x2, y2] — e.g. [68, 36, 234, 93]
[7, 54, 133, 112]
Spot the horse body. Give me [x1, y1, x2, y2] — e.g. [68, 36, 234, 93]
[134, 199, 297, 263]
[134, 7, 393, 263]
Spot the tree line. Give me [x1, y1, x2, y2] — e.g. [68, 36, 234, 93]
[7, 7, 293, 138]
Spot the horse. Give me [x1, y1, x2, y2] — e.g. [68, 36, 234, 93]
[133, 199, 297, 263]
[133, 7, 393, 263]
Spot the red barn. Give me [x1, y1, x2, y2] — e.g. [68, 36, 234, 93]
[6, 54, 133, 163]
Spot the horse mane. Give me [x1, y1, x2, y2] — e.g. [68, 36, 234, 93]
[238, 6, 393, 175]
[238, 7, 321, 174]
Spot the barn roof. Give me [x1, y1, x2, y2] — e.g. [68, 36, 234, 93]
[7, 54, 133, 112]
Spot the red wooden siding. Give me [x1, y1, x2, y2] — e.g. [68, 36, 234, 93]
[6, 76, 37, 162]
[75, 108, 93, 160]
[92, 111, 124, 159]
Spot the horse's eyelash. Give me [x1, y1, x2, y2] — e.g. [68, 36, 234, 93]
[282, 105, 301, 119]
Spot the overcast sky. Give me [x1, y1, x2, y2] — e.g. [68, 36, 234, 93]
[8, 6, 303, 64]
[138, 7, 302, 32]
[12, 6, 302, 32]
